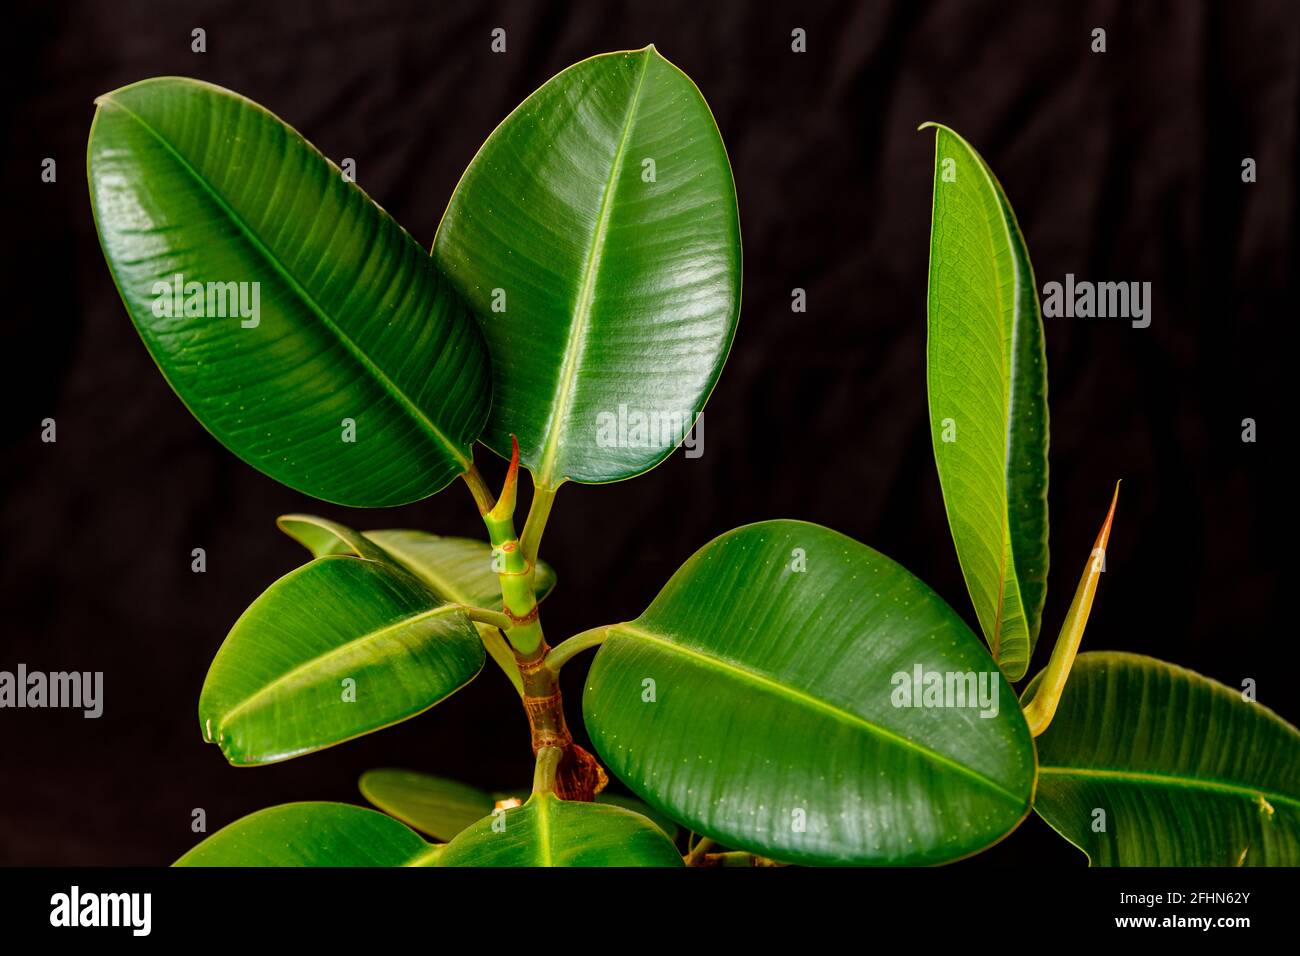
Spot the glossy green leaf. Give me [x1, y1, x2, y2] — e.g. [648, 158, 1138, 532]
[277, 516, 557, 606]
[434, 47, 741, 487]
[592, 794, 681, 841]
[359, 769, 680, 841]
[89, 77, 490, 506]
[365, 530, 557, 607]
[278, 517, 557, 695]
[491, 789, 681, 840]
[923, 123, 1049, 680]
[199, 555, 484, 765]
[276, 514, 388, 560]
[360, 770, 498, 842]
[1031, 652, 1300, 866]
[175, 802, 440, 866]
[438, 792, 683, 867]
[583, 520, 1036, 865]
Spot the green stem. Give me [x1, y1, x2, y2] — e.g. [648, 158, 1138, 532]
[460, 463, 496, 515]
[457, 606, 514, 631]
[520, 482, 558, 570]
[683, 837, 716, 866]
[702, 851, 775, 867]
[476, 626, 524, 696]
[532, 746, 563, 795]
[545, 625, 611, 675]
[478, 437, 545, 656]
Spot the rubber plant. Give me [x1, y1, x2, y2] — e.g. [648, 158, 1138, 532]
[86, 49, 1299, 867]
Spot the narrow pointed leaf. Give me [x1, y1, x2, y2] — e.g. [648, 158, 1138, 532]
[438, 793, 682, 867]
[174, 803, 440, 866]
[1031, 652, 1300, 866]
[923, 123, 1049, 680]
[89, 77, 490, 506]
[583, 520, 1036, 866]
[434, 47, 741, 487]
[199, 556, 484, 765]
[1022, 483, 1119, 736]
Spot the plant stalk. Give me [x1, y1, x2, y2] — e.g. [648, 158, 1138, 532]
[457, 606, 514, 631]
[460, 462, 496, 515]
[532, 746, 563, 794]
[683, 837, 716, 866]
[545, 625, 611, 675]
[521, 482, 558, 571]
[466, 437, 607, 801]
[477, 437, 545, 656]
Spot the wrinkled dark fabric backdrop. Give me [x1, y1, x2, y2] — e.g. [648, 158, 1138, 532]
[2, 0, 1294, 864]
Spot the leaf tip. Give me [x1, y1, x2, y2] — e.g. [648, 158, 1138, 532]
[488, 436, 520, 522]
[1095, 481, 1121, 552]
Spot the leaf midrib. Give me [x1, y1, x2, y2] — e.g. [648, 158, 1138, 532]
[534, 50, 653, 486]
[101, 92, 469, 470]
[536, 796, 554, 867]
[968, 144, 1022, 662]
[212, 600, 464, 730]
[403, 844, 444, 867]
[928, 126, 1031, 670]
[613, 621, 1029, 808]
[1039, 765, 1300, 811]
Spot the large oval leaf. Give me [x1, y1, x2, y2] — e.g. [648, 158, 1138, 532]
[175, 802, 440, 866]
[199, 556, 484, 765]
[438, 793, 682, 866]
[923, 123, 1049, 680]
[359, 768, 679, 841]
[1030, 652, 1300, 866]
[433, 47, 741, 487]
[583, 520, 1036, 865]
[89, 77, 490, 506]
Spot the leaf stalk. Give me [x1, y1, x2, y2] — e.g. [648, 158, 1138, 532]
[545, 626, 611, 675]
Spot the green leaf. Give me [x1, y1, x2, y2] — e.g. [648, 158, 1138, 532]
[199, 556, 484, 765]
[365, 530, 557, 607]
[277, 516, 557, 606]
[175, 802, 440, 866]
[1030, 652, 1300, 866]
[359, 769, 681, 842]
[582, 520, 1036, 865]
[359, 770, 497, 842]
[434, 46, 741, 487]
[438, 792, 683, 866]
[276, 514, 388, 560]
[593, 794, 681, 841]
[278, 517, 557, 695]
[88, 77, 490, 507]
[923, 123, 1049, 681]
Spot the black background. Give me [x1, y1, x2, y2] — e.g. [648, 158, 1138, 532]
[1, 0, 1294, 866]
